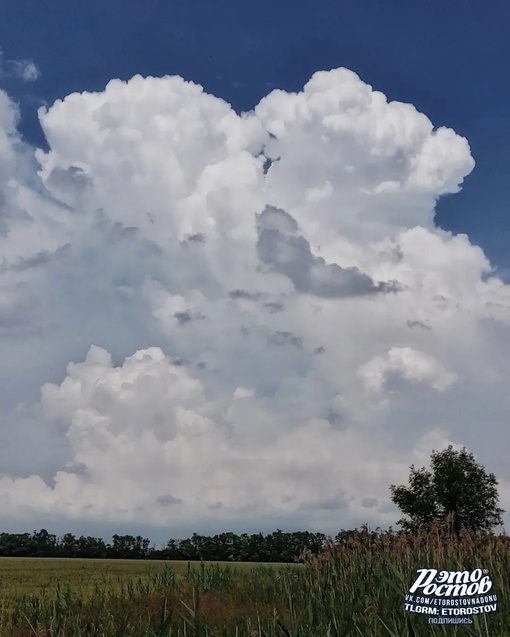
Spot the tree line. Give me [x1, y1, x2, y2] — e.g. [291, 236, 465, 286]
[0, 529, 331, 561]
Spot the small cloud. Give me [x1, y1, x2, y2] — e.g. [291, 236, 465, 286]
[174, 310, 206, 325]
[172, 357, 190, 366]
[174, 311, 192, 324]
[0, 50, 40, 82]
[267, 330, 303, 348]
[10, 60, 40, 82]
[228, 289, 260, 301]
[157, 494, 182, 506]
[182, 233, 206, 245]
[361, 497, 379, 508]
[64, 461, 88, 477]
[377, 280, 403, 293]
[406, 319, 431, 330]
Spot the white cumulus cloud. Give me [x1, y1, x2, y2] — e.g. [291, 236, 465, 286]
[0, 67, 509, 538]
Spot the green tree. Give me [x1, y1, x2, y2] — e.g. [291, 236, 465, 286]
[390, 445, 505, 536]
[31, 529, 57, 556]
[59, 533, 77, 557]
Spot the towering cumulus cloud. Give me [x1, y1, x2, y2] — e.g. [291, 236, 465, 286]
[1, 68, 509, 535]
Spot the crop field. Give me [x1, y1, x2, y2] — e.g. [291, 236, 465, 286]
[0, 523, 510, 636]
[0, 558, 282, 609]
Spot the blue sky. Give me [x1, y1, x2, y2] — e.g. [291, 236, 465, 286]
[1, 1, 510, 541]
[1, 0, 509, 273]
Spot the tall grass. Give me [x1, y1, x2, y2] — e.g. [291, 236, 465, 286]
[2, 519, 510, 636]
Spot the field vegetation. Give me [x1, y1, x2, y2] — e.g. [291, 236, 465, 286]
[0, 518, 509, 637]
[0, 558, 272, 609]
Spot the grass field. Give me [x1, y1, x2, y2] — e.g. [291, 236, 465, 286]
[0, 558, 299, 636]
[0, 557, 285, 607]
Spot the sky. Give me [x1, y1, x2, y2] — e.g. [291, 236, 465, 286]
[0, 0, 509, 544]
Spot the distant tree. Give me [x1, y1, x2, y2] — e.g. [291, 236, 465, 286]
[31, 529, 57, 556]
[107, 534, 150, 559]
[76, 535, 108, 558]
[390, 445, 505, 536]
[162, 539, 180, 560]
[175, 537, 196, 560]
[59, 533, 78, 557]
[0, 532, 32, 557]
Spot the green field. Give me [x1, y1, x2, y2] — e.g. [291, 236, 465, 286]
[0, 557, 283, 607]
[0, 557, 298, 636]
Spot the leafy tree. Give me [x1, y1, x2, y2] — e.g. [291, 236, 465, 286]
[76, 535, 108, 558]
[0, 532, 32, 556]
[162, 538, 180, 560]
[59, 533, 78, 557]
[31, 529, 57, 556]
[390, 445, 505, 536]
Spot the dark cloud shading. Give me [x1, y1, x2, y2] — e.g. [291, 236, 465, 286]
[228, 289, 261, 300]
[182, 233, 206, 245]
[263, 301, 284, 313]
[157, 494, 183, 506]
[267, 330, 303, 348]
[174, 310, 206, 325]
[407, 319, 431, 330]
[256, 206, 399, 298]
